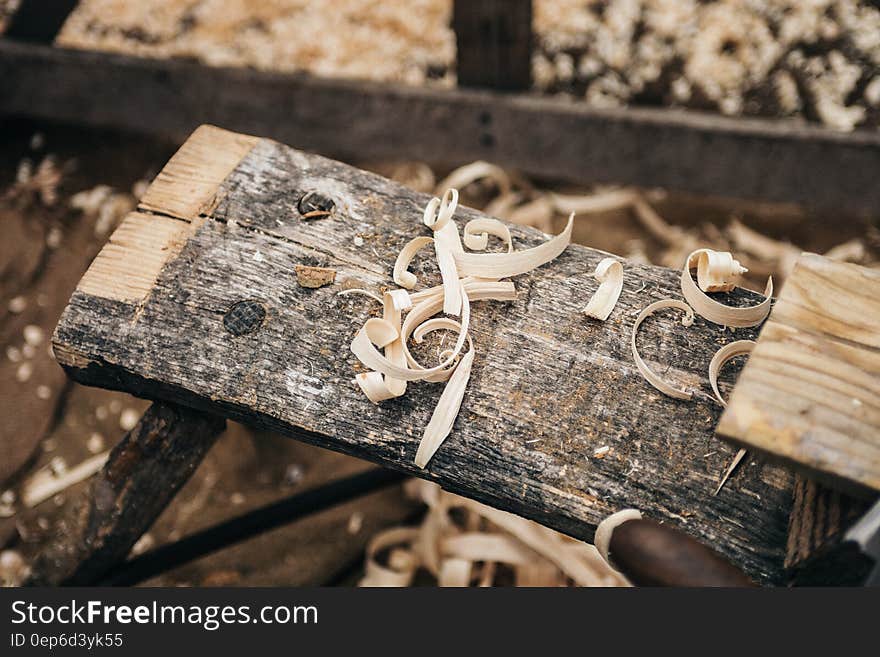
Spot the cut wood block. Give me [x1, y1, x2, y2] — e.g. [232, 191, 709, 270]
[718, 254, 880, 494]
[53, 125, 794, 583]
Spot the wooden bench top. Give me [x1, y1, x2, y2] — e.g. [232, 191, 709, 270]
[52, 125, 794, 583]
[719, 254, 880, 494]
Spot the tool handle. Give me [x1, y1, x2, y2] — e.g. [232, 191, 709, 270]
[609, 518, 755, 587]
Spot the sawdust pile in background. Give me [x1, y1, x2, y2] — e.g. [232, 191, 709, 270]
[373, 159, 877, 292]
[30, 0, 880, 130]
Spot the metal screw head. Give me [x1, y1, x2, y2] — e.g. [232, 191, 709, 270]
[297, 191, 335, 219]
[223, 300, 266, 336]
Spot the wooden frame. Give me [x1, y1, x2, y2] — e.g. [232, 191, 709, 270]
[2, 2, 880, 213]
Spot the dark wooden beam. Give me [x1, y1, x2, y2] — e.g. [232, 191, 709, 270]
[785, 476, 874, 585]
[454, 0, 532, 90]
[3, 0, 79, 43]
[51, 125, 795, 583]
[1, 41, 879, 213]
[26, 402, 225, 586]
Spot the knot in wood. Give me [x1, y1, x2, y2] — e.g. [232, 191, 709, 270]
[223, 300, 266, 336]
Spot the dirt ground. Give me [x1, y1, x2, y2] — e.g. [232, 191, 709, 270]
[0, 117, 877, 586]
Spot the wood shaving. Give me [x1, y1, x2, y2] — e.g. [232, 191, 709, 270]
[631, 299, 695, 400]
[348, 188, 571, 468]
[435, 161, 511, 196]
[584, 257, 623, 321]
[550, 188, 637, 215]
[594, 508, 643, 567]
[294, 264, 336, 288]
[462, 217, 513, 253]
[21, 452, 110, 508]
[708, 340, 756, 407]
[708, 340, 755, 495]
[359, 480, 627, 587]
[681, 249, 772, 328]
[714, 448, 748, 496]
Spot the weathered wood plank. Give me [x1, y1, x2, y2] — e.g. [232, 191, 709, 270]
[2, 40, 880, 213]
[453, 0, 532, 91]
[718, 254, 880, 494]
[53, 127, 795, 583]
[26, 402, 225, 586]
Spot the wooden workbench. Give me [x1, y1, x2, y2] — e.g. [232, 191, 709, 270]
[52, 126, 795, 583]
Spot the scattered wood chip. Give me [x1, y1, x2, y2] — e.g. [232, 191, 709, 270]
[295, 264, 337, 288]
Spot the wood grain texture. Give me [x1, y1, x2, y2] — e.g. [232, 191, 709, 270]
[2, 41, 880, 213]
[76, 212, 193, 302]
[26, 402, 225, 586]
[53, 128, 795, 583]
[139, 125, 259, 220]
[718, 254, 880, 493]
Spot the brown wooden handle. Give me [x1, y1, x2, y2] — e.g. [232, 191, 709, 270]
[609, 519, 756, 587]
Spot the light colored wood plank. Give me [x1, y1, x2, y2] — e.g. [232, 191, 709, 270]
[76, 212, 193, 302]
[718, 254, 880, 493]
[139, 124, 259, 220]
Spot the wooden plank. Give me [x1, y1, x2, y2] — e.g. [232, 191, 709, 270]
[26, 402, 225, 586]
[2, 0, 79, 43]
[1, 41, 879, 214]
[453, 0, 532, 91]
[51, 126, 795, 583]
[718, 254, 880, 494]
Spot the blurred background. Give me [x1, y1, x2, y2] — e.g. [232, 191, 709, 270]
[1, 0, 878, 587]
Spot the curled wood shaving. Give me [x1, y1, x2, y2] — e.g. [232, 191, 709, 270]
[454, 213, 574, 279]
[708, 340, 755, 495]
[360, 481, 626, 587]
[681, 249, 773, 328]
[695, 250, 748, 292]
[631, 299, 695, 400]
[393, 236, 434, 289]
[435, 161, 511, 196]
[348, 188, 570, 469]
[584, 257, 624, 321]
[594, 508, 643, 568]
[425, 190, 463, 316]
[708, 340, 756, 407]
[462, 217, 513, 253]
[550, 188, 637, 215]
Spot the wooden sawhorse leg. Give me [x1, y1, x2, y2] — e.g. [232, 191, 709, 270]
[26, 402, 225, 585]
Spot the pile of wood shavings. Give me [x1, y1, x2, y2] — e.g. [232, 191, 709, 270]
[360, 480, 627, 587]
[346, 188, 572, 469]
[378, 159, 876, 289]
[52, 1, 880, 130]
[57, 0, 455, 86]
